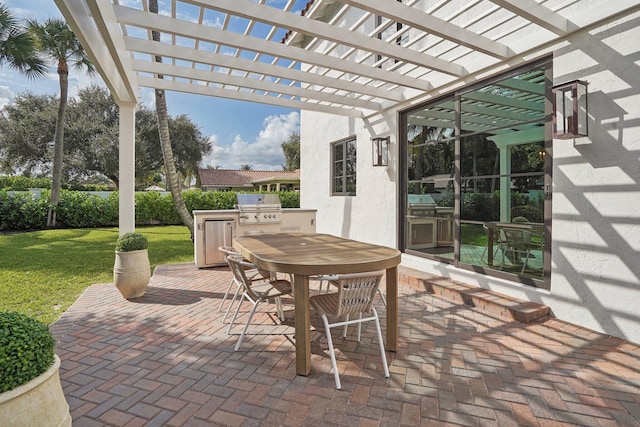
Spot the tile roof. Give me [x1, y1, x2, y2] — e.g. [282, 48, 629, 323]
[199, 169, 300, 187]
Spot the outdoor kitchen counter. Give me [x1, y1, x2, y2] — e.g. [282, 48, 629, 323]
[233, 232, 401, 376]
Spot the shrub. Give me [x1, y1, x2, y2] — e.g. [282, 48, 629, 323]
[0, 189, 300, 231]
[135, 191, 181, 225]
[182, 190, 237, 211]
[0, 312, 55, 393]
[0, 176, 51, 191]
[462, 192, 499, 221]
[0, 190, 48, 231]
[55, 190, 118, 228]
[277, 190, 300, 208]
[115, 232, 149, 252]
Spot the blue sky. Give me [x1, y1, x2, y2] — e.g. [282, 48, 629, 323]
[1, 0, 300, 171]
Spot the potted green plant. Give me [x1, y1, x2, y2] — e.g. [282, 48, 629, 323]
[113, 232, 151, 299]
[0, 312, 71, 426]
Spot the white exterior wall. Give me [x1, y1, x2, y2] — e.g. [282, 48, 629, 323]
[300, 12, 640, 344]
[547, 11, 640, 342]
[300, 112, 397, 248]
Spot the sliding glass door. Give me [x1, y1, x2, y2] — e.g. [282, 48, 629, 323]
[401, 59, 551, 288]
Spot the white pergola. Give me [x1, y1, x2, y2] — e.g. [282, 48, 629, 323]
[53, 0, 639, 232]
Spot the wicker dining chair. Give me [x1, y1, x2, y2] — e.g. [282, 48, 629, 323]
[309, 271, 390, 389]
[226, 255, 292, 351]
[218, 246, 270, 325]
[310, 275, 387, 306]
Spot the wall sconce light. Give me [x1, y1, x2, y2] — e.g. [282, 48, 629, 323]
[552, 80, 588, 139]
[372, 136, 389, 167]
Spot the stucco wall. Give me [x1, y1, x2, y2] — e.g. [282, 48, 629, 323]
[300, 112, 397, 248]
[546, 11, 640, 342]
[300, 12, 640, 344]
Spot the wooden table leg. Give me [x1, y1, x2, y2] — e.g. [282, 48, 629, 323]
[385, 266, 398, 352]
[293, 274, 311, 375]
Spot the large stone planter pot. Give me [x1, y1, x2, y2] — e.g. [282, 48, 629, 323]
[114, 249, 151, 299]
[0, 355, 71, 427]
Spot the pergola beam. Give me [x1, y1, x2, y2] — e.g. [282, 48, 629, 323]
[190, 0, 467, 77]
[488, 0, 577, 35]
[340, 0, 513, 59]
[125, 37, 403, 102]
[137, 76, 364, 118]
[54, 0, 138, 104]
[114, 4, 431, 91]
[133, 59, 382, 111]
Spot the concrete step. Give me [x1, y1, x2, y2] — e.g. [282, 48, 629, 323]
[398, 266, 550, 323]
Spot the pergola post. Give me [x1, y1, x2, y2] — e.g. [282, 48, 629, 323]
[118, 102, 137, 235]
[499, 146, 511, 222]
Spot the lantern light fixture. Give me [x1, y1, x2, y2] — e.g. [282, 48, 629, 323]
[552, 80, 588, 139]
[372, 136, 389, 167]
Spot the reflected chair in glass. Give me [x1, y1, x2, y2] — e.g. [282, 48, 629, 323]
[309, 271, 390, 389]
[226, 255, 292, 351]
[481, 225, 507, 265]
[500, 228, 541, 273]
[523, 229, 544, 276]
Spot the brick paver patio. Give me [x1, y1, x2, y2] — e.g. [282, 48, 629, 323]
[50, 263, 640, 426]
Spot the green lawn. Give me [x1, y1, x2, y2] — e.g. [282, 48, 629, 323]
[0, 226, 194, 324]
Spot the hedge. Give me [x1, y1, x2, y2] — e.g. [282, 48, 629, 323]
[0, 176, 109, 191]
[0, 189, 300, 231]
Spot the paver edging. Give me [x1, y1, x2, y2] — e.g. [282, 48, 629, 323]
[398, 266, 550, 323]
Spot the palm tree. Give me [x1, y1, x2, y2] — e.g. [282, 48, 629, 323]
[149, 0, 194, 239]
[0, 3, 46, 79]
[27, 18, 95, 227]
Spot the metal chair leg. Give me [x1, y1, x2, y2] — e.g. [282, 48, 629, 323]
[322, 314, 342, 390]
[218, 278, 235, 312]
[222, 283, 242, 326]
[234, 299, 260, 351]
[372, 308, 390, 378]
[227, 293, 245, 335]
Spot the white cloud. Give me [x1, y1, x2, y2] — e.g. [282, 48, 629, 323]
[68, 71, 105, 98]
[202, 111, 299, 170]
[140, 88, 156, 110]
[0, 85, 14, 109]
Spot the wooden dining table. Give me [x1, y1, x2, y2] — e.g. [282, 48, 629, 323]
[233, 232, 402, 376]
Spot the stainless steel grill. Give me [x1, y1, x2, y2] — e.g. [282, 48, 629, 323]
[236, 194, 282, 225]
[408, 203, 436, 217]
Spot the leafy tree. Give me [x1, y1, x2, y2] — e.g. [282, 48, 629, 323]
[149, 0, 194, 238]
[133, 106, 165, 185]
[66, 86, 210, 188]
[0, 2, 46, 78]
[0, 86, 211, 189]
[281, 133, 300, 171]
[158, 114, 210, 187]
[0, 93, 56, 175]
[64, 85, 119, 183]
[27, 18, 95, 227]
[134, 108, 210, 189]
[241, 164, 253, 170]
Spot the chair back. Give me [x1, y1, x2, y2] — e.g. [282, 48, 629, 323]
[219, 246, 240, 261]
[220, 246, 270, 278]
[502, 228, 525, 249]
[226, 255, 263, 301]
[333, 272, 384, 317]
